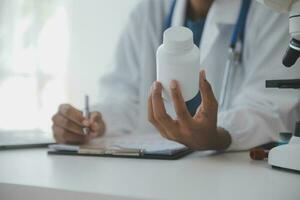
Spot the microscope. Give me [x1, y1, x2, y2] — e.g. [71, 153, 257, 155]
[258, 0, 300, 172]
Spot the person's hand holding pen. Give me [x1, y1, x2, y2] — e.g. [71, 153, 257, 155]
[51, 97, 105, 144]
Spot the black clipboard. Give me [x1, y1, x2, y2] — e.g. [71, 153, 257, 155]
[48, 148, 193, 160]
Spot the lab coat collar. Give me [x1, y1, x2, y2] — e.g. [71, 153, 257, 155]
[171, 0, 241, 65]
[171, 0, 186, 26]
[171, 0, 241, 26]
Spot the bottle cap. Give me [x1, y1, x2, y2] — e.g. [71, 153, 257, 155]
[163, 26, 193, 51]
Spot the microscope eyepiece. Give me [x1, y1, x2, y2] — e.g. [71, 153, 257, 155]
[282, 39, 300, 67]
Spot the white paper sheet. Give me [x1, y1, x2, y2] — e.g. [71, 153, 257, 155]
[49, 134, 186, 155]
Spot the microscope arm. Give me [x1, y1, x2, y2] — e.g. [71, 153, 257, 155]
[257, 0, 300, 67]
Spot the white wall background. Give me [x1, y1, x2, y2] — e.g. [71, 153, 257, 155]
[0, 0, 140, 131]
[65, 0, 140, 108]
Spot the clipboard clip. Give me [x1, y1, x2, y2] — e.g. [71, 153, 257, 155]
[79, 147, 144, 157]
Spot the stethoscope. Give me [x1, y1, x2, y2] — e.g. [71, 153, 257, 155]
[164, 0, 252, 110]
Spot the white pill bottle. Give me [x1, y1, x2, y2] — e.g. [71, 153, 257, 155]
[156, 26, 201, 102]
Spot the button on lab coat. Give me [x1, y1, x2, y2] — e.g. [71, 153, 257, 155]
[94, 0, 300, 150]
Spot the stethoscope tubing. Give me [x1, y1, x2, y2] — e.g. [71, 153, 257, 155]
[219, 48, 235, 110]
[220, 0, 251, 110]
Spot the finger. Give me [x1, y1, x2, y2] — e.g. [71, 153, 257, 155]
[151, 81, 175, 131]
[52, 114, 83, 135]
[147, 87, 169, 139]
[151, 82, 179, 140]
[58, 104, 84, 126]
[198, 70, 218, 111]
[52, 125, 86, 144]
[169, 80, 192, 124]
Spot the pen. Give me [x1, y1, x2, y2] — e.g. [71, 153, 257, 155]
[83, 95, 90, 135]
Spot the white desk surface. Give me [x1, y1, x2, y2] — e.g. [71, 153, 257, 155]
[0, 148, 299, 200]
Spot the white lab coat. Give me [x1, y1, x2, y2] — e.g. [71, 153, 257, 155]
[94, 0, 300, 150]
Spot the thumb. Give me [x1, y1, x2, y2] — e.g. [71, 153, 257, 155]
[89, 111, 102, 123]
[89, 111, 105, 136]
[198, 70, 218, 112]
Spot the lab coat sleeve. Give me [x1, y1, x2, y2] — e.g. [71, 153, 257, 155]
[218, 11, 300, 151]
[91, 3, 144, 135]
